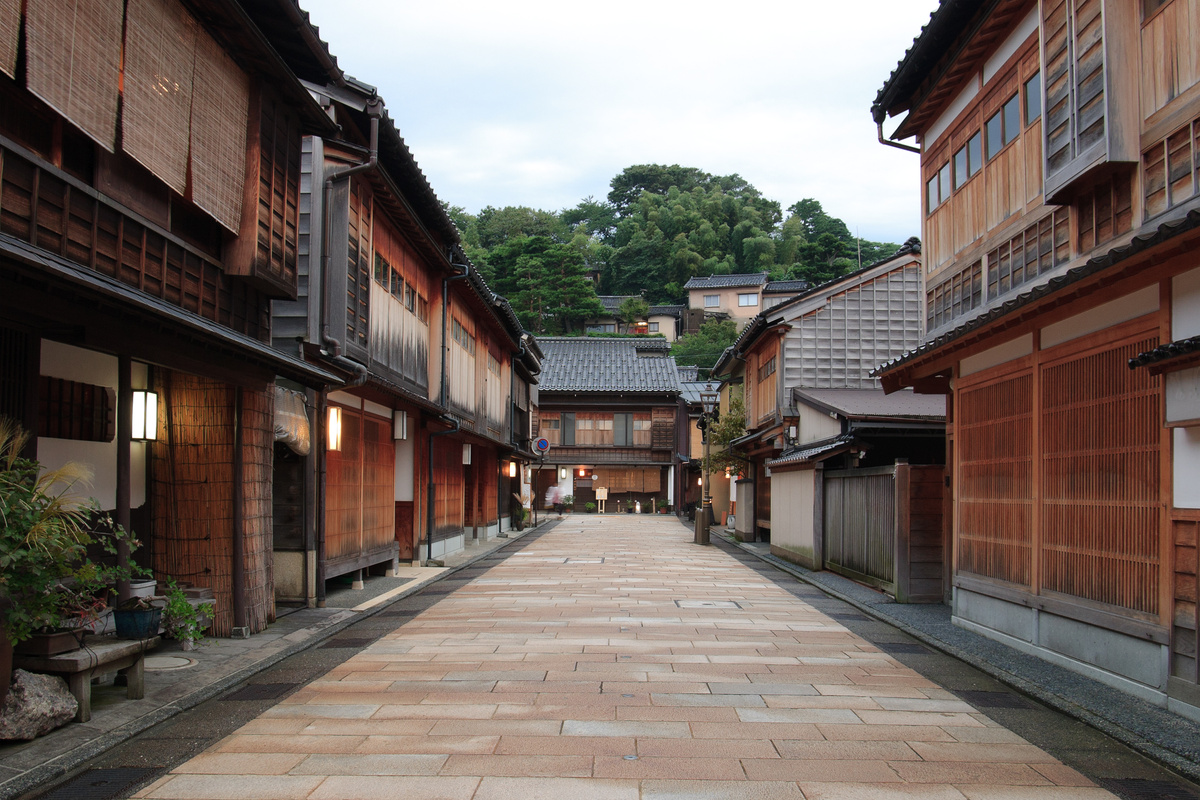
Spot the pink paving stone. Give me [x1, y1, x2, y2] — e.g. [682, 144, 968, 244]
[141, 518, 1100, 798]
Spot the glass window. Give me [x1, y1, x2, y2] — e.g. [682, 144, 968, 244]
[648, 322, 659, 332]
[938, 163, 951, 202]
[927, 160, 952, 213]
[1025, 73, 1041, 125]
[738, 293, 758, 307]
[968, 132, 982, 176]
[391, 271, 403, 300]
[927, 175, 939, 212]
[986, 94, 1022, 159]
[704, 294, 719, 308]
[373, 253, 389, 288]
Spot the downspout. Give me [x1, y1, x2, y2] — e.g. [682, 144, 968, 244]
[426, 415, 461, 564]
[318, 95, 382, 386]
[877, 120, 921, 154]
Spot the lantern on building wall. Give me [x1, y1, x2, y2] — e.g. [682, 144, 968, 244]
[327, 406, 342, 451]
[131, 390, 158, 441]
[508, 461, 517, 478]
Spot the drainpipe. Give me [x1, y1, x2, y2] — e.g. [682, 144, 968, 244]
[232, 387, 246, 632]
[877, 121, 921, 154]
[116, 355, 132, 604]
[426, 415, 461, 564]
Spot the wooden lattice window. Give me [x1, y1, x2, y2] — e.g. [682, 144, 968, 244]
[957, 371, 1034, 587]
[1076, 172, 1133, 253]
[38, 376, 114, 442]
[986, 209, 1069, 301]
[1040, 334, 1161, 614]
[345, 182, 371, 349]
[1143, 117, 1199, 221]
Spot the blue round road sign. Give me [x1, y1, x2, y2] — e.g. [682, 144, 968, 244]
[535, 438, 550, 453]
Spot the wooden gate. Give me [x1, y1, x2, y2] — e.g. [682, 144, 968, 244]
[823, 467, 897, 589]
[822, 462, 944, 602]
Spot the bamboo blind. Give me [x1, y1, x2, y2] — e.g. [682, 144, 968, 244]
[591, 467, 661, 494]
[152, 372, 275, 637]
[432, 437, 464, 539]
[122, 0, 195, 193]
[325, 407, 362, 561]
[189, 27, 249, 233]
[0, 0, 17, 79]
[958, 371, 1034, 586]
[25, 0, 123, 151]
[1040, 336, 1160, 614]
[361, 414, 396, 553]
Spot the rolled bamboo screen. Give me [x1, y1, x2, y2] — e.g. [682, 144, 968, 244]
[122, 0, 194, 193]
[958, 371, 1034, 587]
[0, 0, 18, 78]
[25, 0, 123, 151]
[1040, 335, 1160, 614]
[152, 371, 275, 636]
[189, 27, 248, 232]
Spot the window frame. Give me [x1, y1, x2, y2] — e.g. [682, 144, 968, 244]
[985, 93, 1021, 160]
[737, 293, 758, 307]
[703, 294, 720, 308]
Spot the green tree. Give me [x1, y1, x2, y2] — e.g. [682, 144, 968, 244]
[617, 296, 650, 331]
[485, 236, 602, 335]
[670, 319, 739, 379]
[704, 389, 747, 475]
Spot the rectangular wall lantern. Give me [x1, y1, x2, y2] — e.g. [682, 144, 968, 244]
[393, 410, 408, 440]
[131, 390, 158, 441]
[327, 406, 342, 451]
[463, 443, 472, 465]
[508, 461, 517, 478]
[559, 467, 567, 480]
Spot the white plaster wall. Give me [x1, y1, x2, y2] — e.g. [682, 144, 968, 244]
[960, 334, 1033, 377]
[1175, 427, 1200, 509]
[1040, 285, 1159, 349]
[394, 434, 415, 502]
[37, 341, 147, 511]
[770, 470, 815, 558]
[1173, 267, 1200, 339]
[797, 404, 842, 444]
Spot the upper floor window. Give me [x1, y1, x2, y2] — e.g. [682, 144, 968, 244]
[374, 253, 390, 288]
[738, 293, 758, 307]
[927, 161, 951, 213]
[703, 294, 719, 308]
[985, 94, 1020, 159]
[417, 295, 429, 324]
[451, 318, 476, 355]
[1024, 72, 1041, 126]
[953, 131, 983, 190]
[757, 356, 776, 382]
[1144, 0, 1169, 17]
[648, 322, 659, 332]
[391, 271, 404, 301]
[488, 352, 501, 375]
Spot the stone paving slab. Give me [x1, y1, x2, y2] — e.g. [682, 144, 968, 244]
[132, 517, 1126, 799]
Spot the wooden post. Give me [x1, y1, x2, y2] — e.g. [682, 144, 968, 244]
[232, 387, 247, 631]
[894, 459, 911, 604]
[116, 355, 132, 603]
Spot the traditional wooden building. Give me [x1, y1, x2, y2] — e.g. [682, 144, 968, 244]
[712, 241, 934, 547]
[535, 338, 680, 514]
[0, 0, 346, 636]
[268, 74, 541, 597]
[874, 0, 1200, 717]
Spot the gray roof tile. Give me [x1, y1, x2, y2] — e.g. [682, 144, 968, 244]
[683, 272, 768, 290]
[538, 338, 681, 394]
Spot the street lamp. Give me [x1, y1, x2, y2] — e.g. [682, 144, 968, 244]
[695, 381, 719, 545]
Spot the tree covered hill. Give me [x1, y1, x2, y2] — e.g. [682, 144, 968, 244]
[446, 164, 903, 333]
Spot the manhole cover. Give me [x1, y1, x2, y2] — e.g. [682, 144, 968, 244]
[565, 557, 605, 563]
[144, 655, 197, 671]
[874, 641, 931, 655]
[675, 599, 741, 609]
[223, 682, 297, 701]
[320, 637, 375, 649]
[1099, 778, 1200, 799]
[33, 768, 158, 800]
[955, 690, 1035, 709]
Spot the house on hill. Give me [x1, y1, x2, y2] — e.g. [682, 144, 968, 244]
[683, 273, 769, 331]
[873, 0, 1200, 716]
[535, 338, 681, 515]
[585, 296, 682, 340]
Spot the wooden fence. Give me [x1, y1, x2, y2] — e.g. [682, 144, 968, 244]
[823, 461, 944, 603]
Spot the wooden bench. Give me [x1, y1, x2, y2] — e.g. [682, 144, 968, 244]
[14, 636, 159, 722]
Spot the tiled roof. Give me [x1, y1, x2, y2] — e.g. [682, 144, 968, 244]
[1129, 336, 1200, 370]
[538, 338, 681, 394]
[763, 280, 811, 294]
[683, 273, 768, 290]
[872, 0, 978, 124]
[677, 365, 700, 382]
[598, 295, 634, 312]
[794, 388, 945, 421]
[649, 304, 684, 316]
[766, 435, 858, 468]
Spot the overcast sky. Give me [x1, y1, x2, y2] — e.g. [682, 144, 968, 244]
[298, 0, 936, 245]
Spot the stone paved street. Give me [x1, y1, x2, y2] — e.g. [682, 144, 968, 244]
[132, 516, 1122, 800]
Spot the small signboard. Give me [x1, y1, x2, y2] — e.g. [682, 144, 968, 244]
[535, 438, 550, 453]
[595, 487, 608, 500]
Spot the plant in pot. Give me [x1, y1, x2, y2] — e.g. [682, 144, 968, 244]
[585, 501, 596, 514]
[161, 580, 214, 651]
[562, 495, 574, 512]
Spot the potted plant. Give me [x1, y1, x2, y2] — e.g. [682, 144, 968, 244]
[562, 494, 574, 512]
[114, 594, 162, 639]
[161, 580, 214, 651]
[585, 501, 596, 514]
